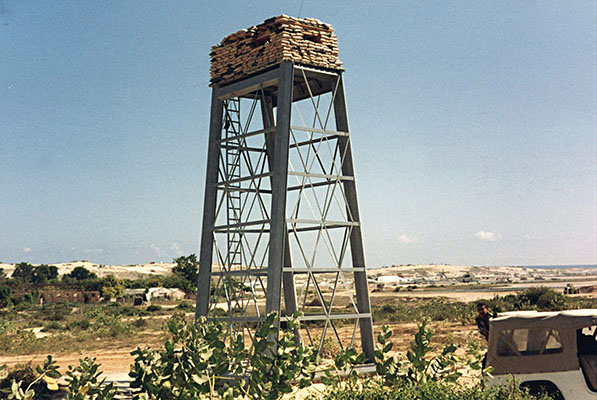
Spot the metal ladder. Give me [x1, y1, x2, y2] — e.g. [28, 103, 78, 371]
[224, 98, 243, 269]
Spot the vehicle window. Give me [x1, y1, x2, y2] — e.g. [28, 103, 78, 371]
[497, 328, 563, 356]
[578, 325, 597, 355]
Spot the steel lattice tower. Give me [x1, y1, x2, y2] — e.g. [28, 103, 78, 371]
[196, 61, 374, 361]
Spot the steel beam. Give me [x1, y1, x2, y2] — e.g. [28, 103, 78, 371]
[265, 62, 294, 316]
[283, 267, 366, 273]
[215, 173, 272, 187]
[215, 67, 280, 100]
[290, 125, 348, 137]
[333, 74, 375, 362]
[196, 88, 224, 318]
[287, 171, 354, 181]
[260, 91, 299, 323]
[218, 127, 275, 144]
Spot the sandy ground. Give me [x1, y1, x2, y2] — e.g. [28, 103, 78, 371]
[3, 261, 595, 281]
[0, 261, 175, 279]
[0, 320, 475, 376]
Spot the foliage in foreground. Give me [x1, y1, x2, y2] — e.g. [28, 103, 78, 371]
[316, 379, 550, 400]
[1, 315, 549, 400]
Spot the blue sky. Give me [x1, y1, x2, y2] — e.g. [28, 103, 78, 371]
[1, 1, 595, 267]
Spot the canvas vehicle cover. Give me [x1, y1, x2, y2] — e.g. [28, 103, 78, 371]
[487, 309, 597, 375]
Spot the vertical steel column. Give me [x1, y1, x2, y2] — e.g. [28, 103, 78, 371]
[264, 62, 294, 315]
[196, 89, 224, 318]
[260, 92, 299, 320]
[333, 74, 375, 362]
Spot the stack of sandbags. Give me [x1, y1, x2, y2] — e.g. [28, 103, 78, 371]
[210, 15, 342, 87]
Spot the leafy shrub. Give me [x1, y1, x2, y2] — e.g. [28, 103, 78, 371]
[64, 357, 115, 399]
[0, 320, 13, 335]
[132, 318, 147, 329]
[0, 357, 61, 400]
[404, 321, 460, 386]
[97, 275, 124, 300]
[67, 318, 91, 331]
[0, 329, 42, 354]
[44, 321, 65, 331]
[111, 304, 149, 317]
[146, 305, 162, 313]
[129, 312, 318, 399]
[62, 266, 98, 281]
[372, 299, 473, 324]
[33, 302, 74, 321]
[171, 254, 198, 293]
[517, 287, 567, 310]
[89, 312, 131, 338]
[176, 302, 195, 312]
[0, 285, 11, 308]
[313, 379, 548, 400]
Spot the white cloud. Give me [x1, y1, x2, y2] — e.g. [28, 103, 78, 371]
[524, 234, 542, 241]
[397, 234, 418, 244]
[475, 231, 500, 241]
[150, 244, 161, 253]
[23, 247, 32, 253]
[83, 248, 103, 254]
[171, 243, 182, 252]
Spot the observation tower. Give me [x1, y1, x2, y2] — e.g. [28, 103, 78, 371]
[196, 15, 374, 361]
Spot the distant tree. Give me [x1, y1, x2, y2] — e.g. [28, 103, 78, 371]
[0, 268, 6, 281]
[0, 285, 11, 307]
[12, 262, 34, 283]
[161, 273, 190, 291]
[98, 275, 124, 300]
[32, 264, 58, 284]
[64, 266, 97, 281]
[172, 254, 198, 293]
[123, 276, 163, 289]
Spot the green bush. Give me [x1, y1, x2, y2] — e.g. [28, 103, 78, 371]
[0, 356, 62, 400]
[64, 356, 116, 399]
[89, 312, 131, 338]
[146, 304, 162, 313]
[372, 299, 473, 324]
[33, 303, 74, 321]
[314, 379, 548, 400]
[0, 319, 13, 334]
[176, 302, 195, 311]
[171, 254, 198, 293]
[517, 287, 567, 310]
[0, 285, 11, 307]
[129, 312, 318, 399]
[132, 318, 147, 328]
[0, 329, 42, 354]
[0, 362, 53, 399]
[67, 318, 91, 331]
[44, 321, 65, 331]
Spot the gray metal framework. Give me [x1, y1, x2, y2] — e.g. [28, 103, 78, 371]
[196, 61, 374, 361]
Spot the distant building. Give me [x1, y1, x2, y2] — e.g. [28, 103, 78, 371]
[40, 289, 100, 304]
[148, 287, 186, 300]
[122, 287, 186, 305]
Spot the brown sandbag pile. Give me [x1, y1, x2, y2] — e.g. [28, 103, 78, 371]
[210, 15, 343, 87]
